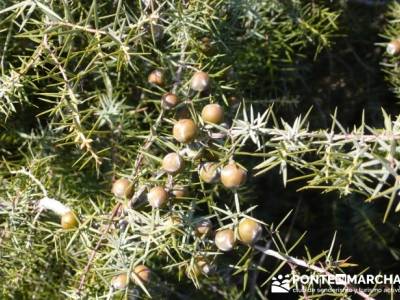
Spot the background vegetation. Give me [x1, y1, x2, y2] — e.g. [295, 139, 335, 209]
[1, 0, 400, 299]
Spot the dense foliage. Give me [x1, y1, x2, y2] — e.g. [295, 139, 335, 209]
[1, 1, 400, 299]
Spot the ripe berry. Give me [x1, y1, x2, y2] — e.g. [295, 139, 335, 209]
[164, 214, 182, 229]
[175, 106, 191, 120]
[171, 185, 189, 199]
[200, 36, 212, 53]
[238, 218, 262, 245]
[173, 119, 197, 143]
[111, 273, 129, 290]
[228, 96, 240, 106]
[214, 228, 235, 251]
[187, 256, 210, 277]
[198, 162, 220, 183]
[194, 219, 212, 237]
[147, 186, 169, 208]
[201, 104, 224, 124]
[387, 39, 400, 56]
[190, 71, 210, 92]
[148, 69, 164, 85]
[61, 211, 79, 230]
[112, 178, 133, 199]
[133, 264, 151, 285]
[162, 153, 184, 174]
[161, 93, 179, 110]
[195, 257, 210, 275]
[220, 162, 247, 189]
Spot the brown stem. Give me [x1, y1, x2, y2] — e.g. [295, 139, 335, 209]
[77, 203, 121, 295]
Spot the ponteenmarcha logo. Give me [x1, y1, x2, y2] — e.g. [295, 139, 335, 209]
[270, 273, 400, 294]
[271, 274, 291, 293]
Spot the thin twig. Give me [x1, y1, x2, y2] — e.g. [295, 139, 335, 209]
[284, 196, 302, 243]
[43, 34, 101, 167]
[49, 21, 108, 36]
[77, 25, 189, 296]
[11, 168, 48, 197]
[249, 240, 271, 298]
[77, 204, 120, 295]
[268, 131, 400, 143]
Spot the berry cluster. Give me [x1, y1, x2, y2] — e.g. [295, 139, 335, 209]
[105, 68, 264, 289]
